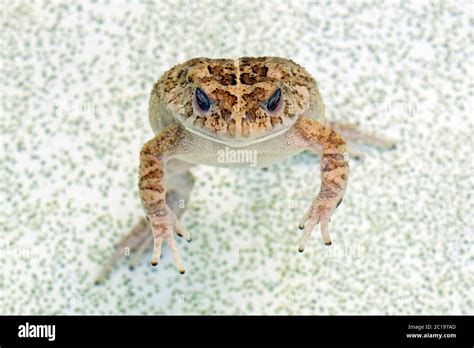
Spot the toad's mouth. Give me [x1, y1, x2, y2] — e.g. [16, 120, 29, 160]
[181, 121, 294, 148]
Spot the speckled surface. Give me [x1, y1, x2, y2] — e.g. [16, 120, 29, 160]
[1, 0, 472, 314]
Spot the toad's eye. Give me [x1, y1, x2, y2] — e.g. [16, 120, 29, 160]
[195, 87, 211, 112]
[266, 88, 282, 112]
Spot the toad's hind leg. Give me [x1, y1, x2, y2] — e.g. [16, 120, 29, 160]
[94, 160, 195, 284]
[327, 121, 396, 159]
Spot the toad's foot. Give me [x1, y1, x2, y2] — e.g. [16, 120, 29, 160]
[94, 168, 195, 283]
[298, 196, 341, 251]
[147, 205, 189, 274]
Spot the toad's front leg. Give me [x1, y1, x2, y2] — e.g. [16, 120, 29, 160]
[286, 118, 349, 251]
[139, 124, 190, 274]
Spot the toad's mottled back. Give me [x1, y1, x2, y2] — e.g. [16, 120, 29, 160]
[149, 57, 325, 147]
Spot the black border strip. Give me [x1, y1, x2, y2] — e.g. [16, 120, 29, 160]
[0, 315, 472, 346]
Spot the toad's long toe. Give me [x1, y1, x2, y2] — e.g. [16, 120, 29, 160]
[165, 234, 186, 274]
[320, 219, 331, 245]
[298, 218, 318, 252]
[298, 203, 313, 230]
[150, 235, 164, 266]
[175, 221, 192, 242]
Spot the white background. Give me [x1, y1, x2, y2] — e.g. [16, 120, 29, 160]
[1, 0, 472, 314]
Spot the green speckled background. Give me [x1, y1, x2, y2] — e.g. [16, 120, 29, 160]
[1, 0, 472, 314]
